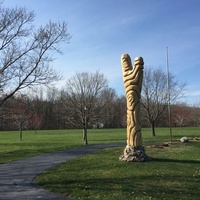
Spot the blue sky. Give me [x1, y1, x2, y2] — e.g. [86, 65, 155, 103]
[3, 0, 200, 104]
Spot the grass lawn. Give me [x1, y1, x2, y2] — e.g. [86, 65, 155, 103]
[0, 128, 126, 164]
[34, 127, 200, 200]
[0, 129, 80, 164]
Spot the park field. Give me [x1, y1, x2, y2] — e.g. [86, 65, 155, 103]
[0, 128, 127, 164]
[34, 127, 199, 200]
[0, 127, 199, 199]
[0, 127, 197, 164]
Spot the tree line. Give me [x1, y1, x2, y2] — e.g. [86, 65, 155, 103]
[0, 70, 199, 132]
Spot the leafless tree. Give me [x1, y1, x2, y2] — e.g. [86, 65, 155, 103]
[0, 3, 71, 106]
[60, 71, 109, 145]
[191, 99, 200, 127]
[141, 67, 186, 136]
[172, 103, 191, 133]
[96, 87, 117, 127]
[9, 96, 31, 140]
[110, 95, 126, 128]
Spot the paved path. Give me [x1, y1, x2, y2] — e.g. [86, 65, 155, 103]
[0, 143, 123, 200]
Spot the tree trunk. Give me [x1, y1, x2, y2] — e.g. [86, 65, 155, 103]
[151, 122, 156, 137]
[180, 119, 183, 134]
[19, 128, 23, 141]
[83, 127, 88, 145]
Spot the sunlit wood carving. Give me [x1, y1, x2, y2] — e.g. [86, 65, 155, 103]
[119, 54, 150, 162]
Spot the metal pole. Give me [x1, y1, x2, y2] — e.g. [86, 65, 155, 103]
[166, 47, 172, 143]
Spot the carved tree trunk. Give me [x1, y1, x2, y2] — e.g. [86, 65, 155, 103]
[119, 54, 151, 162]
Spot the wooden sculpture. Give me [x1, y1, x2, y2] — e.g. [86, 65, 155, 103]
[120, 54, 150, 162]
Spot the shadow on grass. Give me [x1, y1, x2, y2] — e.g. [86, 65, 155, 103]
[40, 175, 200, 200]
[152, 157, 200, 164]
[0, 142, 76, 164]
[0, 149, 45, 164]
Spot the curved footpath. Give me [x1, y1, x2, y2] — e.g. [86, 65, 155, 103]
[0, 143, 123, 200]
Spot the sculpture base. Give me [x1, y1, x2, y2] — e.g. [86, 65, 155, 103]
[119, 145, 151, 162]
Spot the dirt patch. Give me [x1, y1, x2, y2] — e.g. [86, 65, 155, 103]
[188, 137, 200, 141]
[146, 143, 170, 149]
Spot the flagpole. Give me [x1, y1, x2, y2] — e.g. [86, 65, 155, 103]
[166, 47, 172, 143]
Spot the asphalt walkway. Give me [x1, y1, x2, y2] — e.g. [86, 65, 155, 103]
[0, 143, 123, 200]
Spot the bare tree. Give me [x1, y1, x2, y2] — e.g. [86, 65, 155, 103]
[172, 103, 191, 133]
[191, 99, 200, 127]
[0, 3, 71, 106]
[96, 87, 117, 128]
[9, 96, 31, 140]
[60, 71, 109, 145]
[28, 113, 44, 133]
[111, 95, 126, 128]
[141, 67, 186, 136]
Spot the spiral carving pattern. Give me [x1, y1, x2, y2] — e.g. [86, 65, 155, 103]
[121, 54, 144, 147]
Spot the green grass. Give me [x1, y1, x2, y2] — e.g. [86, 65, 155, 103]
[0, 129, 82, 164]
[1, 127, 200, 199]
[0, 128, 126, 164]
[0, 127, 199, 164]
[35, 127, 200, 200]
